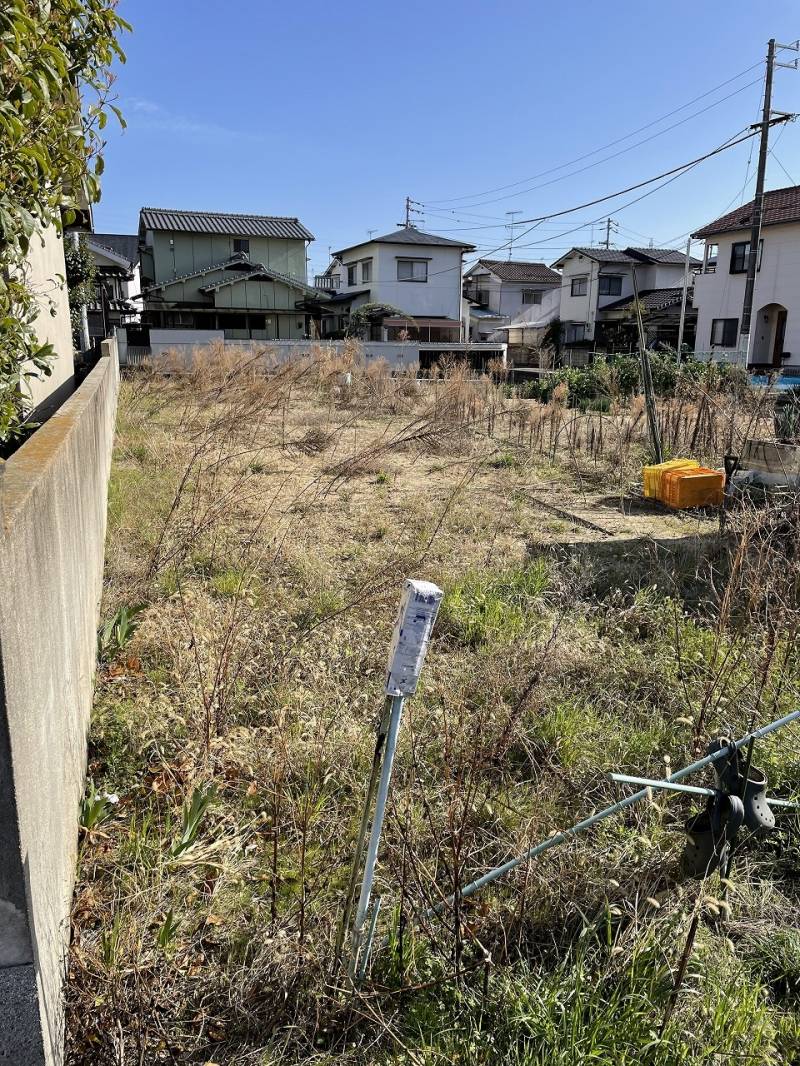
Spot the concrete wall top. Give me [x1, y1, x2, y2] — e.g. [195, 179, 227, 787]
[0, 345, 119, 1064]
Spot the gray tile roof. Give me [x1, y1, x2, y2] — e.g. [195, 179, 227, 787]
[601, 287, 691, 312]
[567, 247, 635, 263]
[89, 233, 139, 264]
[333, 226, 475, 257]
[477, 259, 561, 284]
[200, 263, 322, 297]
[139, 207, 314, 241]
[692, 184, 800, 238]
[554, 246, 701, 269]
[626, 247, 702, 267]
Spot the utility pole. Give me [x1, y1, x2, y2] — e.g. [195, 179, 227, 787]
[505, 210, 521, 259]
[676, 237, 693, 360]
[632, 265, 663, 463]
[739, 38, 798, 363]
[401, 197, 424, 229]
[603, 217, 617, 249]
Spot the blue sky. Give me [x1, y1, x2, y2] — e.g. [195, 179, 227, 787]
[96, 1, 800, 277]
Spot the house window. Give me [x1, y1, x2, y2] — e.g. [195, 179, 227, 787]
[338, 314, 350, 331]
[705, 243, 718, 273]
[361, 259, 372, 283]
[347, 263, 358, 286]
[710, 318, 738, 346]
[233, 238, 250, 255]
[564, 323, 586, 343]
[397, 259, 428, 282]
[598, 275, 622, 296]
[730, 239, 763, 274]
[522, 290, 543, 305]
[571, 276, 588, 296]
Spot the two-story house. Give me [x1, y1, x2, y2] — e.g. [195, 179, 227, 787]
[552, 246, 700, 358]
[139, 207, 319, 340]
[462, 259, 562, 341]
[85, 233, 140, 345]
[692, 184, 800, 370]
[310, 227, 475, 342]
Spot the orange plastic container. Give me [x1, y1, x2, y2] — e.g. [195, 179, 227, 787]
[661, 466, 724, 509]
[642, 458, 700, 499]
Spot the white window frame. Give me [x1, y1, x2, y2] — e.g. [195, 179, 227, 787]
[361, 258, 372, 283]
[347, 263, 358, 286]
[522, 290, 543, 305]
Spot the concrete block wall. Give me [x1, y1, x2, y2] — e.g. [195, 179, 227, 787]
[0, 342, 119, 1063]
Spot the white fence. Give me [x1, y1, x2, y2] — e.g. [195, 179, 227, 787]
[115, 329, 506, 372]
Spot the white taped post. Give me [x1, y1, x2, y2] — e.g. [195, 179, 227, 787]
[347, 579, 443, 979]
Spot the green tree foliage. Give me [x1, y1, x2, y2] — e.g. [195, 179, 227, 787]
[0, 0, 128, 441]
[345, 302, 414, 339]
[64, 232, 97, 349]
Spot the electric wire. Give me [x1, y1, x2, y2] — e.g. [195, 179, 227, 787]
[422, 60, 767, 206]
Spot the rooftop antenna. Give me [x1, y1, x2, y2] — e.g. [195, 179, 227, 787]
[367, 229, 377, 240]
[506, 210, 521, 259]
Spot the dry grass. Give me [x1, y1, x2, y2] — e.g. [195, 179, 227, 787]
[66, 349, 800, 1065]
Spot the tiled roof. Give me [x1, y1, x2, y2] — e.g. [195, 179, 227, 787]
[692, 184, 800, 238]
[333, 226, 475, 257]
[477, 259, 561, 283]
[626, 247, 702, 267]
[139, 207, 314, 241]
[144, 253, 319, 297]
[566, 247, 635, 263]
[89, 233, 139, 264]
[601, 287, 690, 312]
[553, 246, 701, 268]
[200, 264, 321, 296]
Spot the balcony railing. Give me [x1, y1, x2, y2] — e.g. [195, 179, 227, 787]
[315, 274, 341, 291]
[464, 288, 490, 306]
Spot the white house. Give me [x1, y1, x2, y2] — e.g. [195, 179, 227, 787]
[551, 246, 700, 357]
[692, 184, 800, 370]
[463, 259, 562, 341]
[316, 227, 475, 341]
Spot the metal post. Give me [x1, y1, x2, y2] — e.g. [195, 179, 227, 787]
[739, 39, 775, 364]
[339, 579, 443, 982]
[632, 264, 663, 463]
[676, 237, 692, 360]
[427, 709, 800, 916]
[348, 693, 405, 975]
[609, 771, 798, 807]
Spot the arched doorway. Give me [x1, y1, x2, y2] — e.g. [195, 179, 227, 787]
[750, 303, 788, 368]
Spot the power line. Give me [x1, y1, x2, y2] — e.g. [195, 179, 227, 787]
[422, 62, 767, 208]
[425, 78, 765, 214]
[426, 121, 783, 280]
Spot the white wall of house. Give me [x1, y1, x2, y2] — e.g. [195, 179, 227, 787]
[25, 223, 74, 411]
[334, 239, 466, 321]
[464, 264, 560, 321]
[693, 222, 800, 368]
[557, 252, 689, 341]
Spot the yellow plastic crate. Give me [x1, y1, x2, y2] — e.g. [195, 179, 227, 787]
[662, 466, 724, 509]
[642, 458, 700, 499]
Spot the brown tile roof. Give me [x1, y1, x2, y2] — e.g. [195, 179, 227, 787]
[692, 185, 800, 239]
[477, 259, 561, 284]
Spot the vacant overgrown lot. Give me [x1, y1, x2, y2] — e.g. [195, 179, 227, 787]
[67, 350, 800, 1065]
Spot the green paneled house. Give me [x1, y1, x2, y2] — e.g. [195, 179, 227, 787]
[139, 206, 321, 339]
